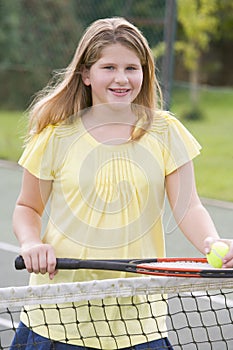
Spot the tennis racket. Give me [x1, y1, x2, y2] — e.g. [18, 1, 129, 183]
[15, 256, 233, 278]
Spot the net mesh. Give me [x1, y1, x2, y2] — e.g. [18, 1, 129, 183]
[1, 276, 233, 349]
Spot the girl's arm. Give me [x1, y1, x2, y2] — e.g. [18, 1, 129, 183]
[13, 169, 57, 279]
[165, 161, 233, 267]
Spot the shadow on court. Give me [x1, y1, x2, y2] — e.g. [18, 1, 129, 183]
[0, 161, 233, 288]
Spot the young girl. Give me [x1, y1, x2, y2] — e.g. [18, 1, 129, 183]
[12, 17, 233, 350]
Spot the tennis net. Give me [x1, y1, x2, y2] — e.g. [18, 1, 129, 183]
[1, 276, 233, 349]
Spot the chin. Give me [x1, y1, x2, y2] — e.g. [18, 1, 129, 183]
[107, 101, 132, 110]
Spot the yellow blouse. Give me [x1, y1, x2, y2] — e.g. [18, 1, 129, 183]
[19, 111, 201, 348]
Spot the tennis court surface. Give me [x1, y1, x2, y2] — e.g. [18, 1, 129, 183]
[0, 161, 233, 349]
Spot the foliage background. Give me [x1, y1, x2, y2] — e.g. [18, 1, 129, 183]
[0, 0, 167, 109]
[1, 0, 232, 110]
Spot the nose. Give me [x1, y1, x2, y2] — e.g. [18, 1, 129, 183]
[114, 70, 129, 85]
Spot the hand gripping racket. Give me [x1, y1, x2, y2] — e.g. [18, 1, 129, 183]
[15, 256, 233, 278]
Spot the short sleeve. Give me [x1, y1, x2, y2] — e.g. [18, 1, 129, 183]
[161, 114, 202, 175]
[18, 125, 56, 180]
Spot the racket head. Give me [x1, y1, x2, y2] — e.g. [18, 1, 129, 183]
[135, 258, 233, 278]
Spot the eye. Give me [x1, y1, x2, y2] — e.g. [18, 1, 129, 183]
[103, 66, 114, 70]
[126, 66, 136, 71]
[126, 66, 140, 71]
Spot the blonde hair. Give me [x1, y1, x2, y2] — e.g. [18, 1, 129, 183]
[27, 17, 162, 140]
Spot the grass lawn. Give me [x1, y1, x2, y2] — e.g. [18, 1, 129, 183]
[171, 85, 233, 202]
[0, 110, 26, 161]
[0, 85, 233, 202]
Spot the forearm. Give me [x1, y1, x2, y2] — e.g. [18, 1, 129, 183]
[165, 162, 220, 255]
[12, 170, 56, 278]
[13, 204, 43, 249]
[174, 202, 219, 255]
[166, 163, 233, 267]
[13, 203, 56, 278]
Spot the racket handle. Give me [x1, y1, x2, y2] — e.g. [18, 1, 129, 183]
[14, 256, 121, 271]
[15, 256, 26, 270]
[15, 256, 86, 270]
[14, 256, 130, 272]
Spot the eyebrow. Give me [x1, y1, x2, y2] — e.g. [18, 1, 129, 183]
[99, 62, 141, 67]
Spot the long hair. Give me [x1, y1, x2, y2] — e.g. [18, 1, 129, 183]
[27, 17, 162, 140]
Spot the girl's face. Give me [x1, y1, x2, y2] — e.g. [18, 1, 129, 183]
[83, 43, 143, 108]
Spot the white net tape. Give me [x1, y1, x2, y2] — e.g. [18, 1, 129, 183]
[1, 276, 233, 308]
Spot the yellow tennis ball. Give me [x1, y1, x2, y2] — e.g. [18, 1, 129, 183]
[207, 242, 229, 268]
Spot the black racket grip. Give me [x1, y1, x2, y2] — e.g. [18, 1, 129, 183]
[15, 256, 130, 272]
[15, 256, 26, 270]
[14, 256, 86, 270]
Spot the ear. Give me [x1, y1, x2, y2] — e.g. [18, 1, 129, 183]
[81, 66, 91, 86]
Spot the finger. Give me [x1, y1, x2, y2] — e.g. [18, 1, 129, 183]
[22, 254, 33, 273]
[21, 244, 42, 274]
[222, 242, 233, 267]
[222, 258, 233, 268]
[47, 257, 57, 275]
[46, 247, 57, 275]
[30, 253, 40, 274]
[49, 270, 58, 280]
[37, 245, 56, 275]
[204, 237, 216, 254]
[38, 252, 48, 275]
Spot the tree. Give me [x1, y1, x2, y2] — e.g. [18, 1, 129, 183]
[176, 0, 219, 119]
[0, 0, 83, 109]
[0, 0, 167, 109]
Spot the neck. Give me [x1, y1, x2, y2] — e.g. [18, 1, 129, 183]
[83, 103, 137, 126]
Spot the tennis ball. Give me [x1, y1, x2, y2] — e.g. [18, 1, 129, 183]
[206, 242, 229, 268]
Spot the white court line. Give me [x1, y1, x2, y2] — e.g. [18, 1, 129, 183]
[201, 197, 233, 210]
[0, 241, 20, 331]
[0, 317, 19, 329]
[0, 159, 20, 170]
[0, 242, 20, 253]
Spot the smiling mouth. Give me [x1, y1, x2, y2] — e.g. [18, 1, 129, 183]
[109, 88, 130, 95]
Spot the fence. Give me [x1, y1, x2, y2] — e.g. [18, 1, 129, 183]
[0, 0, 176, 109]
